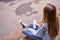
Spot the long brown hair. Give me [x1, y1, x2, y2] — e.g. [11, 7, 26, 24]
[43, 4, 59, 37]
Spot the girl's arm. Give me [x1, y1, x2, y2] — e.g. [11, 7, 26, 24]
[35, 23, 47, 37]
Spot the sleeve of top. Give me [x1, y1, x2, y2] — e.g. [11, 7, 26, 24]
[35, 23, 48, 37]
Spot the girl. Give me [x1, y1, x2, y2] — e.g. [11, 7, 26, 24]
[19, 3, 59, 40]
